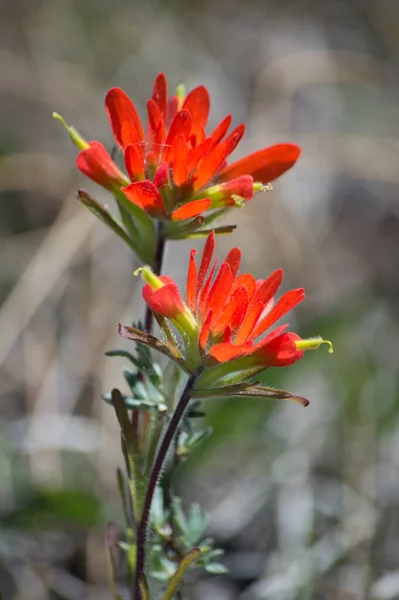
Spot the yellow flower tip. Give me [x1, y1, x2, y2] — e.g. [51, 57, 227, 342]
[253, 182, 264, 193]
[53, 111, 89, 150]
[295, 337, 334, 354]
[52, 112, 68, 127]
[134, 266, 164, 290]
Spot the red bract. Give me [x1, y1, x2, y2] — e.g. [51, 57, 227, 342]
[142, 231, 308, 369]
[76, 73, 301, 222]
[76, 141, 128, 191]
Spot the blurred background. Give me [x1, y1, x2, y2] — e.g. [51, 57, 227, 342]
[1, 0, 399, 598]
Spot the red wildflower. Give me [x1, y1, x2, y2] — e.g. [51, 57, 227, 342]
[139, 232, 332, 376]
[81, 73, 300, 221]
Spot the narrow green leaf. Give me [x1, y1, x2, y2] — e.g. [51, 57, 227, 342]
[77, 190, 142, 256]
[105, 349, 141, 369]
[111, 389, 134, 452]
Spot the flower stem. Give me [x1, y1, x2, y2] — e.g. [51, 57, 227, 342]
[144, 221, 165, 334]
[134, 374, 197, 600]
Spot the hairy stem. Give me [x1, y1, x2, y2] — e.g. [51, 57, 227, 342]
[144, 222, 165, 334]
[134, 375, 197, 599]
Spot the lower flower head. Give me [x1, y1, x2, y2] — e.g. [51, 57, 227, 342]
[138, 232, 332, 380]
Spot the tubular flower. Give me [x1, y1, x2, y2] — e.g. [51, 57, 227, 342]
[58, 74, 301, 227]
[127, 232, 333, 392]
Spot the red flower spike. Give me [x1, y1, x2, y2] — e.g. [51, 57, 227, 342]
[105, 87, 145, 150]
[219, 143, 301, 184]
[138, 232, 332, 379]
[70, 74, 306, 230]
[76, 141, 127, 190]
[170, 198, 211, 221]
[122, 180, 165, 218]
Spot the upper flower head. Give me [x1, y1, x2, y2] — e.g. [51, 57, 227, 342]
[135, 232, 332, 385]
[70, 74, 301, 225]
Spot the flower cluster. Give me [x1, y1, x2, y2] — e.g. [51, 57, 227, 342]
[119, 232, 332, 396]
[57, 73, 300, 228]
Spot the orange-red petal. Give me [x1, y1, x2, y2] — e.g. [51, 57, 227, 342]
[187, 138, 213, 173]
[182, 85, 210, 137]
[173, 134, 189, 186]
[163, 110, 192, 163]
[234, 300, 265, 345]
[105, 87, 145, 150]
[193, 125, 245, 191]
[218, 143, 301, 184]
[213, 285, 248, 336]
[170, 198, 211, 221]
[250, 288, 305, 340]
[204, 262, 233, 327]
[230, 273, 257, 303]
[152, 73, 168, 122]
[125, 143, 145, 181]
[186, 249, 197, 311]
[197, 231, 215, 296]
[252, 269, 283, 306]
[199, 310, 213, 353]
[122, 180, 165, 217]
[224, 247, 241, 278]
[198, 260, 218, 317]
[206, 341, 252, 363]
[210, 115, 232, 147]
